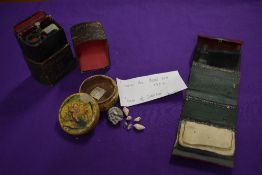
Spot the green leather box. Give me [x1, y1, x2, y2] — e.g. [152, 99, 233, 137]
[172, 36, 242, 168]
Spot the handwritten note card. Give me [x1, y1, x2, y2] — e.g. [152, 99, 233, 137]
[116, 71, 187, 107]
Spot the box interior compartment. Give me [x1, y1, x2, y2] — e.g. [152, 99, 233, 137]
[75, 40, 110, 71]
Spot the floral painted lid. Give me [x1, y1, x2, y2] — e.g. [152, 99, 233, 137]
[58, 93, 100, 136]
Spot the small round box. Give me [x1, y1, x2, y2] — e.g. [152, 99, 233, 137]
[79, 75, 118, 111]
[58, 93, 100, 136]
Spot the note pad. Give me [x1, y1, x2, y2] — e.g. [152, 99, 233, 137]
[178, 121, 235, 156]
[116, 71, 187, 107]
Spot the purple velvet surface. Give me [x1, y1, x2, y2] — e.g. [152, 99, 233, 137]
[0, 0, 262, 174]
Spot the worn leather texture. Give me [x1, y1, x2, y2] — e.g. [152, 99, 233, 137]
[14, 11, 76, 85]
[173, 36, 242, 168]
[70, 22, 110, 72]
[24, 44, 76, 85]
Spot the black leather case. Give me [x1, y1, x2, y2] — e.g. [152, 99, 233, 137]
[172, 36, 243, 168]
[14, 11, 76, 85]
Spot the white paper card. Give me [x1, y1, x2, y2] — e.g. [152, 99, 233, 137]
[42, 24, 59, 34]
[90, 87, 106, 100]
[116, 71, 187, 107]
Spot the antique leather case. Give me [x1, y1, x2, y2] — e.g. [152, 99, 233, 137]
[70, 22, 110, 72]
[14, 11, 76, 85]
[172, 36, 242, 168]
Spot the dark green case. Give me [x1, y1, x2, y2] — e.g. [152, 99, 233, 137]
[172, 36, 242, 168]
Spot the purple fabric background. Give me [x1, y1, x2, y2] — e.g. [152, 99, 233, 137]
[0, 0, 262, 174]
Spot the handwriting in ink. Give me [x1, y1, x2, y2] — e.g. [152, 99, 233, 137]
[149, 77, 158, 83]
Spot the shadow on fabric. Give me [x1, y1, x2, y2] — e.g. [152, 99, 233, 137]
[54, 121, 95, 144]
[169, 156, 232, 175]
[0, 76, 50, 117]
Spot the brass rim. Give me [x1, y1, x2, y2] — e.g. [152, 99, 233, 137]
[79, 75, 118, 104]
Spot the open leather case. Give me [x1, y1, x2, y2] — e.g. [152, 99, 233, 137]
[172, 36, 242, 168]
[14, 11, 76, 85]
[14, 11, 110, 85]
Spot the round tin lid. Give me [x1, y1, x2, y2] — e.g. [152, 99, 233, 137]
[58, 93, 100, 136]
[79, 75, 118, 111]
